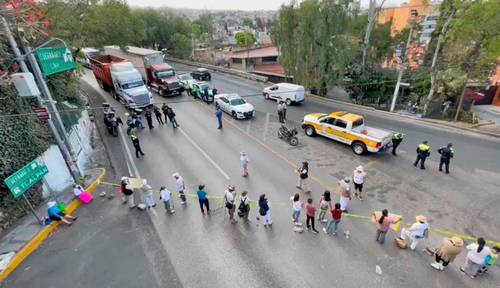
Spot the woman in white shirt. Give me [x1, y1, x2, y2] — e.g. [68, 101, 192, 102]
[291, 193, 302, 224]
[460, 237, 491, 278]
[352, 165, 366, 200]
[240, 152, 249, 177]
[400, 215, 429, 250]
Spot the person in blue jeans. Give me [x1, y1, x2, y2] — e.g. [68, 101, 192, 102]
[197, 184, 210, 214]
[324, 203, 342, 235]
[216, 107, 223, 129]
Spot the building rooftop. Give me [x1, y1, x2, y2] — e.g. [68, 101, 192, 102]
[230, 46, 278, 59]
[254, 63, 285, 76]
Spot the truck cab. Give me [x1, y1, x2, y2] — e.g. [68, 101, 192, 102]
[111, 65, 153, 109]
[302, 111, 392, 155]
[147, 63, 182, 97]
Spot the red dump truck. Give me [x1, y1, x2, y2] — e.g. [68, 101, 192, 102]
[104, 46, 183, 97]
[88, 54, 153, 109]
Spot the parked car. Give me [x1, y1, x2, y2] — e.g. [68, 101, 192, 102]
[263, 83, 305, 105]
[215, 93, 255, 119]
[189, 81, 217, 103]
[178, 73, 195, 91]
[191, 68, 211, 81]
[301, 111, 392, 155]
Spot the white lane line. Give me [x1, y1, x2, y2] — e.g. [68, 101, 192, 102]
[118, 127, 142, 179]
[178, 127, 231, 180]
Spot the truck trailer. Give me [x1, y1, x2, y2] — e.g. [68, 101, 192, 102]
[88, 54, 153, 109]
[104, 46, 183, 97]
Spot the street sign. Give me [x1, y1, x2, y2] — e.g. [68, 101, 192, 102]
[36, 47, 76, 76]
[4, 161, 49, 199]
[33, 106, 50, 122]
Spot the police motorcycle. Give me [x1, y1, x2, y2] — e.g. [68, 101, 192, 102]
[278, 125, 298, 146]
[102, 103, 123, 137]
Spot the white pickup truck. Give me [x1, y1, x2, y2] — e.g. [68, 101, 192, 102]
[302, 111, 393, 155]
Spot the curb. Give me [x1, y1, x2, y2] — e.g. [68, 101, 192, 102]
[0, 168, 106, 282]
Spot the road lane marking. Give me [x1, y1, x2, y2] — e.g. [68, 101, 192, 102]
[178, 127, 231, 180]
[118, 127, 141, 178]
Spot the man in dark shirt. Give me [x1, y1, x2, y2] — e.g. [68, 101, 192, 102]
[438, 143, 454, 174]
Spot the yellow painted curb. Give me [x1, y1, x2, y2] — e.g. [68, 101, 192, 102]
[0, 168, 106, 282]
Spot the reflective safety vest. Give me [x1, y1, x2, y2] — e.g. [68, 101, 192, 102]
[130, 134, 138, 141]
[418, 143, 430, 151]
[393, 133, 405, 140]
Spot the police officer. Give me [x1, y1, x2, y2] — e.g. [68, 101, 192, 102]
[391, 132, 405, 156]
[438, 143, 454, 174]
[130, 134, 145, 158]
[145, 108, 154, 129]
[414, 141, 430, 169]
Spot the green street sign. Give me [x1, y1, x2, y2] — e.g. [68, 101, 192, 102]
[36, 47, 76, 76]
[4, 161, 49, 199]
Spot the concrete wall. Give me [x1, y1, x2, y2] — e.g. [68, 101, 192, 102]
[39, 111, 94, 198]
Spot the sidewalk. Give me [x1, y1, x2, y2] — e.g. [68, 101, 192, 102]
[0, 168, 105, 281]
[472, 105, 500, 134]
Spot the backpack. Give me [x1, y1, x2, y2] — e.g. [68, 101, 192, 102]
[238, 198, 249, 213]
[320, 200, 329, 210]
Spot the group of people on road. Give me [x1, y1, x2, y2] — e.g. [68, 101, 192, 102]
[125, 103, 179, 158]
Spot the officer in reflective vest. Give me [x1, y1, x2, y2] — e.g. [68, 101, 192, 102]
[413, 141, 430, 169]
[391, 132, 405, 156]
[438, 143, 454, 174]
[130, 134, 145, 158]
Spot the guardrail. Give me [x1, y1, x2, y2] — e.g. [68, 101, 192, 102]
[165, 57, 269, 83]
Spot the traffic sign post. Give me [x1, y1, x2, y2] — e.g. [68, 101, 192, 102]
[35, 47, 76, 76]
[4, 160, 49, 199]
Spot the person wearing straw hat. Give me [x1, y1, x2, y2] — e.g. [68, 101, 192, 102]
[240, 152, 250, 177]
[431, 236, 464, 271]
[352, 165, 367, 201]
[400, 215, 429, 250]
[224, 185, 238, 224]
[336, 177, 352, 213]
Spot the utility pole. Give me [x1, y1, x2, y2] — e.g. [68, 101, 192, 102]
[21, 39, 84, 177]
[423, 9, 456, 116]
[362, 0, 386, 69]
[1, 16, 80, 183]
[390, 15, 416, 113]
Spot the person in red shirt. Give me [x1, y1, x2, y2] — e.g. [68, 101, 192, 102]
[305, 198, 319, 234]
[323, 203, 342, 235]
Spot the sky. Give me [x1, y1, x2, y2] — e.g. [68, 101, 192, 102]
[127, 0, 409, 11]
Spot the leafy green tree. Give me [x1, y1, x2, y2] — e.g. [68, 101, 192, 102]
[242, 18, 254, 28]
[171, 33, 192, 58]
[235, 31, 256, 48]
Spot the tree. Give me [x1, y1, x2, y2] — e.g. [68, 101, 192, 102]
[171, 33, 192, 58]
[235, 31, 256, 48]
[242, 18, 253, 28]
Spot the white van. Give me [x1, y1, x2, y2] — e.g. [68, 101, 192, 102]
[262, 83, 305, 105]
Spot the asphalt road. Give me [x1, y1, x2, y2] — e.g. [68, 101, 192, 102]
[5, 67, 499, 287]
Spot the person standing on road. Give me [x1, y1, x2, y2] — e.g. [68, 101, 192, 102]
[318, 190, 332, 223]
[391, 132, 405, 156]
[216, 106, 223, 129]
[438, 143, 454, 174]
[478, 246, 499, 275]
[161, 103, 169, 125]
[352, 165, 367, 200]
[460, 237, 491, 278]
[296, 161, 310, 193]
[167, 106, 179, 128]
[240, 152, 249, 177]
[197, 184, 210, 214]
[305, 198, 319, 233]
[122, 183, 136, 209]
[399, 215, 429, 250]
[173, 173, 187, 205]
[224, 185, 237, 224]
[258, 194, 272, 227]
[159, 186, 175, 214]
[324, 202, 342, 235]
[373, 209, 399, 244]
[154, 105, 164, 125]
[291, 193, 302, 224]
[130, 134, 145, 158]
[430, 236, 463, 271]
[145, 108, 154, 129]
[277, 101, 285, 123]
[238, 191, 250, 221]
[336, 177, 352, 213]
[414, 141, 430, 169]
[143, 183, 156, 209]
